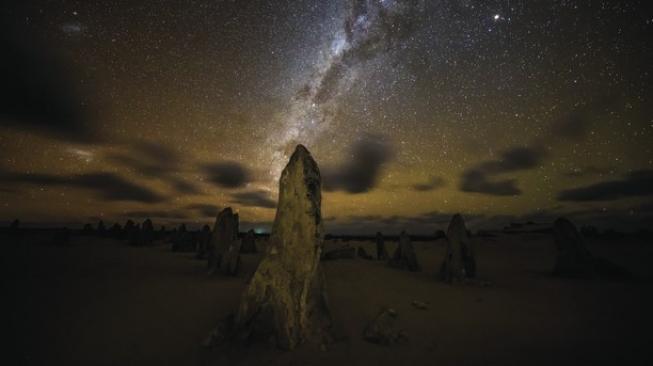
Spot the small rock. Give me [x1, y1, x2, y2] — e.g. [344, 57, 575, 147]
[363, 308, 404, 346]
[411, 300, 429, 310]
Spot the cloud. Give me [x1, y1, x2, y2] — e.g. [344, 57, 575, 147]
[323, 135, 394, 193]
[0, 29, 98, 143]
[412, 176, 446, 191]
[124, 210, 189, 220]
[131, 141, 181, 165]
[230, 190, 276, 209]
[549, 95, 620, 142]
[202, 161, 251, 189]
[107, 141, 200, 195]
[460, 146, 546, 196]
[186, 203, 221, 217]
[558, 170, 653, 202]
[460, 170, 521, 196]
[0, 170, 166, 203]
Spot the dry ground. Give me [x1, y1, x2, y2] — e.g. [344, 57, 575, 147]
[3, 233, 653, 365]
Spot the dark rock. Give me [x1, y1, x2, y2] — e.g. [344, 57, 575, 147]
[580, 225, 599, 238]
[96, 220, 106, 236]
[82, 223, 94, 236]
[388, 231, 420, 272]
[123, 220, 135, 240]
[363, 308, 406, 346]
[375, 232, 388, 260]
[553, 217, 631, 279]
[240, 229, 257, 254]
[433, 230, 446, 240]
[226, 145, 332, 350]
[109, 223, 122, 239]
[140, 218, 154, 245]
[195, 225, 212, 259]
[9, 219, 20, 230]
[440, 214, 476, 282]
[171, 223, 195, 252]
[357, 246, 373, 260]
[128, 224, 141, 246]
[321, 245, 356, 261]
[207, 208, 240, 275]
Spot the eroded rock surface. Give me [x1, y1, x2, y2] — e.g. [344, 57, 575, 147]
[207, 145, 332, 350]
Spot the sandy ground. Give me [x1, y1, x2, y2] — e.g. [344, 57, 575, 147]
[4, 233, 653, 365]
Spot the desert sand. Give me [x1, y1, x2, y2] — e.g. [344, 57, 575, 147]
[4, 232, 653, 365]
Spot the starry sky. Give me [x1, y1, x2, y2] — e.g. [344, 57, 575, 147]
[1, 0, 652, 233]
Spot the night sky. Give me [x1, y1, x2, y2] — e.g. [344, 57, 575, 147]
[1, 0, 652, 233]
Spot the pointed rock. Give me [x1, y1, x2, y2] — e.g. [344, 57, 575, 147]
[440, 214, 476, 282]
[228, 145, 332, 350]
[388, 231, 420, 271]
[195, 225, 212, 259]
[552, 217, 630, 279]
[207, 207, 240, 275]
[375, 232, 388, 260]
[140, 218, 154, 245]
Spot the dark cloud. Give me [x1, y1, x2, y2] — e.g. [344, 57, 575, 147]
[107, 141, 200, 195]
[323, 135, 394, 193]
[460, 146, 546, 196]
[0, 29, 98, 143]
[0, 170, 166, 203]
[558, 170, 653, 202]
[549, 95, 620, 142]
[412, 176, 446, 191]
[131, 141, 181, 165]
[124, 210, 188, 220]
[230, 190, 276, 209]
[186, 203, 221, 217]
[202, 161, 250, 189]
[460, 170, 521, 196]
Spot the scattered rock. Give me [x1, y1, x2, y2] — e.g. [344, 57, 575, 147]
[375, 232, 389, 260]
[363, 308, 406, 346]
[388, 231, 420, 272]
[440, 214, 476, 283]
[321, 245, 356, 261]
[240, 229, 257, 254]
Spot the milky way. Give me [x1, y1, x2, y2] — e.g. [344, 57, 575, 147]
[265, 0, 425, 180]
[1, 0, 652, 233]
